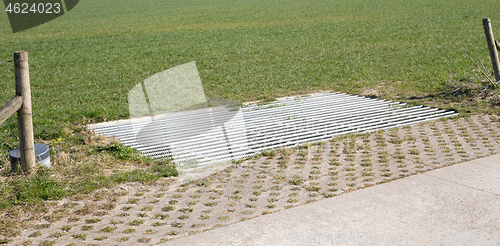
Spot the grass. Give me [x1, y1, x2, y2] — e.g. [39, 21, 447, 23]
[0, 132, 177, 231]
[1, 0, 499, 139]
[0, 168, 68, 208]
[128, 219, 145, 226]
[101, 226, 116, 233]
[0, 143, 177, 209]
[72, 233, 86, 240]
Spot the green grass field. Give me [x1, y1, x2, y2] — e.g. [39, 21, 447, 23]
[1, 0, 499, 140]
[0, 0, 499, 209]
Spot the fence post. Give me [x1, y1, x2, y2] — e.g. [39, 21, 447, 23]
[483, 18, 500, 83]
[14, 51, 35, 172]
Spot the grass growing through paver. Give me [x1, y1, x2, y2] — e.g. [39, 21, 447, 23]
[0, 0, 499, 202]
[0, 138, 177, 227]
[0, 0, 500, 244]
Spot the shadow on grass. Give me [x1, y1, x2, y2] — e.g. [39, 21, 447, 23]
[404, 78, 500, 114]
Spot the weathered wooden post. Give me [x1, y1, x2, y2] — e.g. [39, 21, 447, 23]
[14, 51, 36, 171]
[483, 18, 500, 83]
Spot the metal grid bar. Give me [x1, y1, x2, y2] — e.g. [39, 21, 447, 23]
[88, 92, 458, 167]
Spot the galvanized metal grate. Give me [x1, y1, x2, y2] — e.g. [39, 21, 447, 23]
[88, 92, 458, 168]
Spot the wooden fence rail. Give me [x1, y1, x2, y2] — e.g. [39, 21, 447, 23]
[0, 95, 23, 124]
[0, 51, 35, 172]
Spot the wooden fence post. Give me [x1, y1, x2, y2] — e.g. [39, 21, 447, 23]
[483, 18, 500, 83]
[14, 51, 35, 172]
